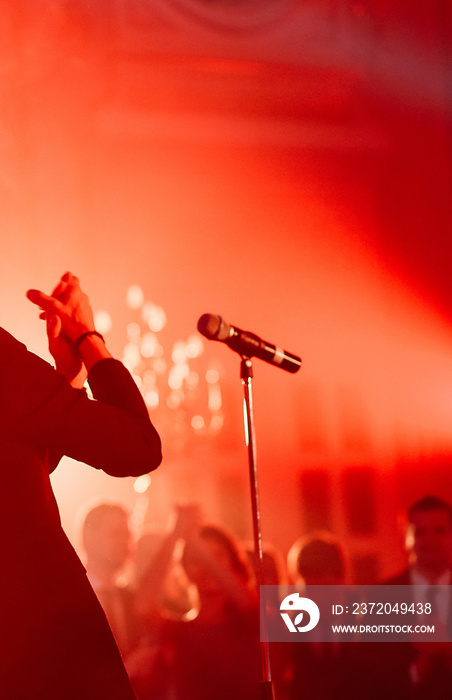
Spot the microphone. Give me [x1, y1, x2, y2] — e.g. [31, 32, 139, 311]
[197, 314, 302, 373]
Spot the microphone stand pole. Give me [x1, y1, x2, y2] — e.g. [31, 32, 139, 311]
[240, 357, 275, 700]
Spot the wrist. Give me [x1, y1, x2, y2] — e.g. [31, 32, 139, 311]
[74, 330, 105, 354]
[68, 366, 89, 389]
[74, 331, 113, 372]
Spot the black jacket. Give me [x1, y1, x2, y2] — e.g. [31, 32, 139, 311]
[0, 328, 161, 699]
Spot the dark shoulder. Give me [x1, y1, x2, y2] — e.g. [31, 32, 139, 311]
[0, 327, 26, 356]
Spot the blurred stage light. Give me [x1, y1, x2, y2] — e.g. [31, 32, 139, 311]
[117, 285, 224, 452]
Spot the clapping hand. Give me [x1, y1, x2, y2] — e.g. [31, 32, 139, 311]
[27, 272, 94, 387]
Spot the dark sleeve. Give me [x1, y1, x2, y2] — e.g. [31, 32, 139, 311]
[0, 328, 162, 477]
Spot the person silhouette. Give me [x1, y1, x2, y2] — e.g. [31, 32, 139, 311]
[80, 500, 143, 660]
[1, 272, 161, 699]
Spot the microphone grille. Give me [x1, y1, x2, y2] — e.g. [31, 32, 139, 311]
[197, 313, 222, 339]
[197, 314, 231, 341]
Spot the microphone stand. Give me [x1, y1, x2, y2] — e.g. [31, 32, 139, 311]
[240, 357, 275, 700]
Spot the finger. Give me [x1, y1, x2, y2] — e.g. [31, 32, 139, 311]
[26, 289, 62, 313]
[52, 272, 76, 297]
[62, 271, 79, 286]
[52, 273, 80, 301]
[50, 271, 76, 298]
[26, 289, 51, 308]
[51, 279, 68, 297]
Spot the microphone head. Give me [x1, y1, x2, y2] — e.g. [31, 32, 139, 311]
[197, 314, 230, 341]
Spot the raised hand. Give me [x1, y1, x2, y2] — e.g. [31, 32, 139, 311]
[27, 272, 110, 381]
[27, 271, 96, 342]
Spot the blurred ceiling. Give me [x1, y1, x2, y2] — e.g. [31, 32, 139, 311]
[2, 0, 451, 317]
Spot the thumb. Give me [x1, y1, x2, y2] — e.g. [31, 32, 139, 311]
[46, 314, 62, 339]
